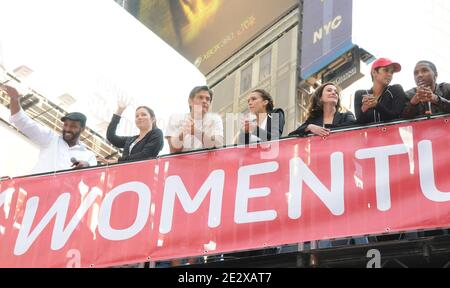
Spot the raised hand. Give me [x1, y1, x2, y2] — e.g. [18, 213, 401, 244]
[0, 84, 21, 101]
[1, 84, 22, 115]
[116, 92, 132, 116]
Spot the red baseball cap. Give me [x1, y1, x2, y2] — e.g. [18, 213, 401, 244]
[371, 58, 402, 72]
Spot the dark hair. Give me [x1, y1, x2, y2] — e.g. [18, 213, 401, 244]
[251, 89, 274, 112]
[416, 60, 438, 75]
[189, 86, 213, 102]
[136, 106, 157, 129]
[307, 82, 343, 119]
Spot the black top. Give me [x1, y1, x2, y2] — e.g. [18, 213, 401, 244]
[403, 82, 450, 118]
[238, 108, 285, 144]
[288, 111, 356, 136]
[107, 114, 164, 162]
[354, 84, 408, 124]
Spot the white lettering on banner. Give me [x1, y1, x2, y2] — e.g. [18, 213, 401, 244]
[418, 140, 450, 202]
[98, 182, 151, 241]
[0, 188, 15, 218]
[356, 144, 409, 212]
[234, 162, 279, 224]
[14, 187, 103, 256]
[288, 153, 345, 219]
[7, 134, 450, 259]
[159, 170, 225, 234]
[313, 15, 343, 44]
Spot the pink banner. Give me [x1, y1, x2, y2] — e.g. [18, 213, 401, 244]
[1, 117, 450, 267]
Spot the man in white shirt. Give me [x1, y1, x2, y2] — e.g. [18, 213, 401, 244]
[166, 86, 224, 153]
[2, 85, 97, 175]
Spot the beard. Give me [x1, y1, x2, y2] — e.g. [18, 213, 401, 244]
[62, 130, 80, 142]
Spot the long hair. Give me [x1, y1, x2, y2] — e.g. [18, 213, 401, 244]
[136, 106, 157, 129]
[307, 82, 343, 119]
[251, 89, 274, 112]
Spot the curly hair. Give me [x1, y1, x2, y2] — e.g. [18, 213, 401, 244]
[306, 82, 344, 119]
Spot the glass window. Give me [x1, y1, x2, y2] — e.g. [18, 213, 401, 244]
[240, 64, 253, 94]
[259, 50, 272, 81]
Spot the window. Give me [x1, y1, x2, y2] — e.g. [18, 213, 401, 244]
[259, 50, 272, 81]
[240, 64, 253, 94]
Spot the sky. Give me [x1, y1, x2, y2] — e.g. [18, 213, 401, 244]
[0, 0, 206, 151]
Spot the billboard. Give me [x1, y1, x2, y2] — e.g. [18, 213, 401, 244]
[127, 0, 298, 75]
[321, 46, 364, 90]
[301, 0, 353, 79]
[1, 117, 450, 267]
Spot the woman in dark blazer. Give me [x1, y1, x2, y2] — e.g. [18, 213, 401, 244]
[237, 89, 285, 144]
[354, 58, 408, 124]
[106, 102, 164, 162]
[289, 82, 355, 137]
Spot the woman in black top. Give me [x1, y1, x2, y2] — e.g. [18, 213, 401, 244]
[354, 58, 408, 124]
[289, 82, 355, 137]
[237, 89, 285, 144]
[106, 101, 164, 162]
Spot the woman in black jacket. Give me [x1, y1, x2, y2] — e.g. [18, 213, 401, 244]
[354, 58, 408, 124]
[106, 101, 164, 162]
[237, 89, 285, 144]
[289, 82, 355, 137]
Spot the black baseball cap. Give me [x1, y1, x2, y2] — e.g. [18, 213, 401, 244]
[61, 112, 87, 127]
